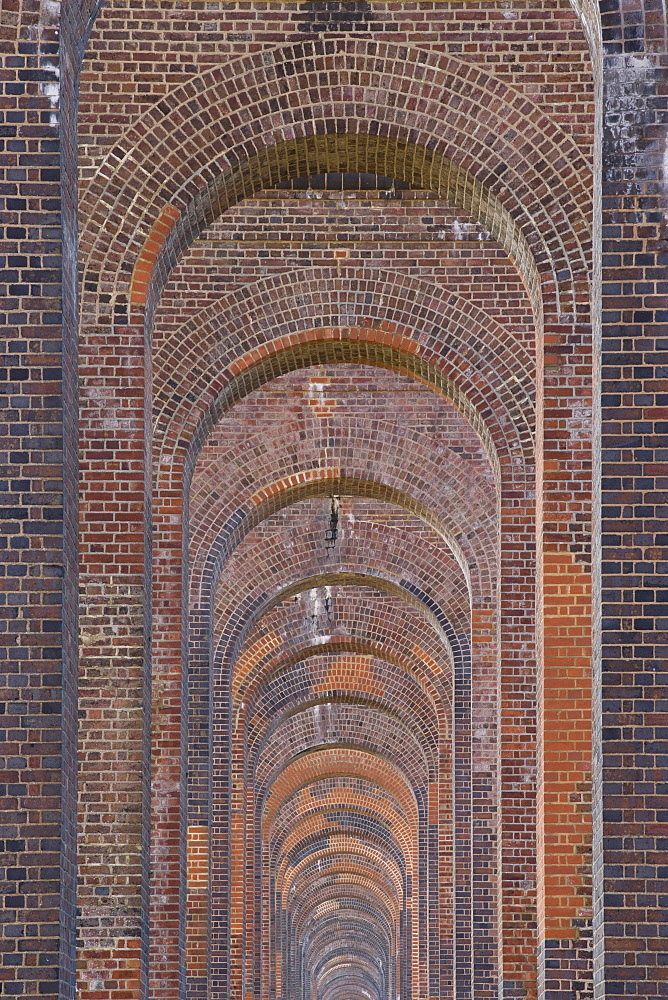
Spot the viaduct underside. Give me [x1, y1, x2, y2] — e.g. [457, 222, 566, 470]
[0, 0, 666, 997]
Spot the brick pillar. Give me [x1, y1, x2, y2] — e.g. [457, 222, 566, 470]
[77, 320, 148, 1000]
[150, 448, 186, 998]
[499, 488, 538, 1000]
[538, 304, 594, 1000]
[595, 21, 668, 999]
[0, 2, 73, 995]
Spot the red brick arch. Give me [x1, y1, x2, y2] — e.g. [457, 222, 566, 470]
[293, 892, 397, 952]
[286, 862, 402, 927]
[255, 706, 432, 796]
[234, 638, 451, 716]
[274, 815, 415, 893]
[241, 653, 442, 772]
[71, 20, 599, 1000]
[153, 270, 533, 471]
[268, 786, 414, 846]
[234, 605, 453, 697]
[277, 842, 406, 913]
[83, 41, 564, 1000]
[187, 589, 457, 827]
[299, 912, 395, 997]
[262, 749, 418, 862]
[190, 471, 493, 608]
[279, 856, 407, 999]
[274, 834, 415, 993]
[281, 853, 404, 912]
[213, 572, 464, 678]
[209, 500, 473, 635]
[209, 566, 466, 1000]
[40, 1, 629, 999]
[268, 792, 414, 862]
[77, 39, 591, 327]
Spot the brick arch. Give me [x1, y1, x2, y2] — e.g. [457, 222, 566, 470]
[323, 977, 382, 1000]
[234, 641, 450, 724]
[275, 825, 411, 894]
[211, 570, 462, 848]
[210, 570, 464, 999]
[195, 592, 458, 832]
[284, 861, 405, 1000]
[208, 498, 472, 638]
[307, 933, 390, 995]
[291, 898, 397, 951]
[43, 1, 612, 1000]
[309, 933, 390, 980]
[275, 840, 407, 906]
[297, 896, 396, 952]
[212, 572, 465, 686]
[134, 64, 552, 1000]
[283, 854, 403, 915]
[222, 624, 456, 992]
[290, 883, 399, 942]
[306, 925, 391, 992]
[219, 739, 423, 998]
[191, 471, 492, 627]
[192, 473, 491, 610]
[262, 749, 420, 850]
[267, 842, 411, 997]
[303, 909, 396, 993]
[232, 611, 453, 711]
[280, 853, 408, 998]
[225, 810, 411, 1000]
[268, 792, 414, 870]
[324, 981, 381, 1000]
[240, 654, 442, 773]
[269, 793, 414, 854]
[246, 681, 441, 772]
[157, 328, 512, 908]
[77, 39, 591, 325]
[207, 511, 472, 711]
[254, 706, 432, 795]
[288, 876, 401, 935]
[269, 800, 416, 949]
[167, 366, 500, 1000]
[155, 272, 533, 472]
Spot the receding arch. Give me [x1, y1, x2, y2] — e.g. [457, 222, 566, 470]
[212, 570, 468, 683]
[255, 708, 432, 800]
[198, 474, 480, 607]
[147, 131, 543, 323]
[233, 639, 451, 721]
[78, 40, 593, 328]
[156, 277, 534, 476]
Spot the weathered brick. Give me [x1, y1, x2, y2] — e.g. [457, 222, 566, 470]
[7, 0, 667, 998]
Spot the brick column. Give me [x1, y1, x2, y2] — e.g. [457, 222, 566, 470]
[594, 20, 668, 999]
[0, 2, 74, 995]
[538, 296, 594, 1000]
[77, 320, 149, 1000]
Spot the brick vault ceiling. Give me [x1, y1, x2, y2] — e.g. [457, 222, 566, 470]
[74, 11, 597, 1000]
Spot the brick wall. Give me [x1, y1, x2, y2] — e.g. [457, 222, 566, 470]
[0, 1, 66, 995]
[595, 5, 668, 999]
[6, 0, 667, 997]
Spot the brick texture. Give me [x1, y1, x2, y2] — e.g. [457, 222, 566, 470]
[5, 1, 667, 998]
[595, 5, 668, 999]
